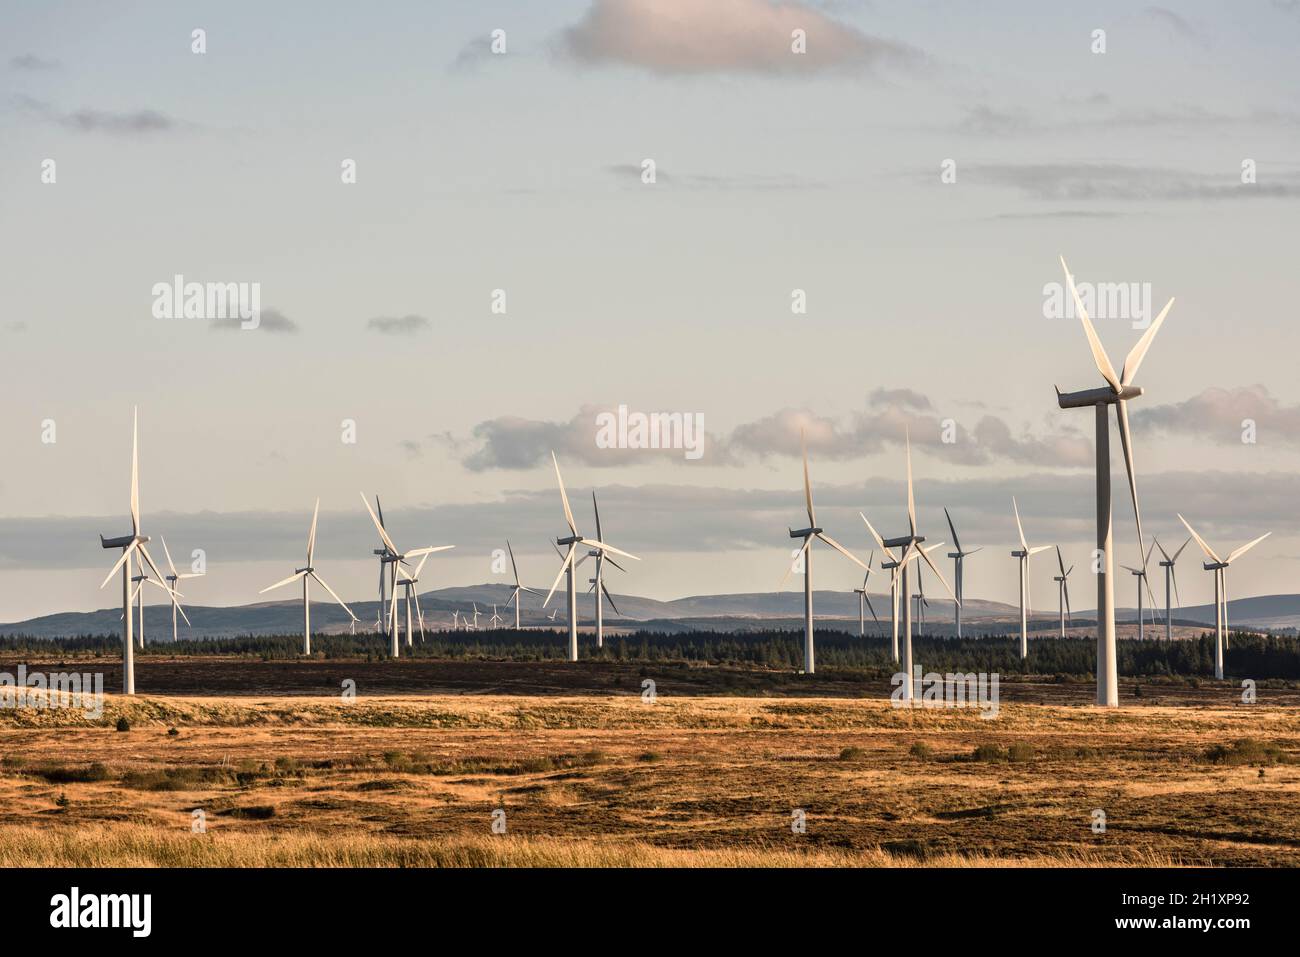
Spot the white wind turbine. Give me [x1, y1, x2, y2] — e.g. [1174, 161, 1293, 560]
[156, 536, 200, 642]
[587, 492, 629, 648]
[1120, 541, 1159, 641]
[1178, 515, 1270, 680]
[779, 433, 867, 674]
[98, 408, 177, 695]
[1010, 497, 1052, 659]
[490, 604, 503, 628]
[1053, 547, 1073, 639]
[259, 499, 358, 655]
[361, 493, 454, 655]
[394, 552, 433, 645]
[1056, 256, 1173, 706]
[860, 515, 943, 660]
[1153, 536, 1192, 642]
[471, 603, 480, 630]
[544, 452, 639, 661]
[502, 540, 539, 629]
[944, 508, 982, 638]
[851, 552, 880, 638]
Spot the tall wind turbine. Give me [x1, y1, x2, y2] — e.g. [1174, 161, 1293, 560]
[1010, 497, 1052, 659]
[1053, 547, 1073, 639]
[861, 515, 943, 660]
[851, 552, 880, 638]
[157, 536, 200, 642]
[394, 552, 432, 645]
[778, 433, 867, 675]
[1178, 515, 1270, 680]
[368, 495, 392, 637]
[1056, 256, 1173, 706]
[260, 499, 358, 654]
[1120, 541, 1159, 640]
[361, 494, 454, 655]
[944, 508, 982, 638]
[544, 452, 639, 662]
[878, 432, 955, 699]
[1154, 536, 1192, 642]
[98, 408, 176, 695]
[502, 540, 538, 629]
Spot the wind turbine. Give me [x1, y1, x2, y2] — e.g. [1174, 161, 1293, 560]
[502, 540, 539, 629]
[861, 515, 942, 660]
[587, 493, 629, 648]
[490, 604, 503, 628]
[1010, 497, 1052, 659]
[259, 499, 358, 655]
[394, 553, 432, 645]
[1120, 541, 1159, 641]
[944, 508, 982, 639]
[98, 408, 176, 695]
[1056, 256, 1173, 706]
[157, 536, 199, 642]
[1154, 536, 1192, 642]
[878, 431, 955, 698]
[368, 495, 393, 637]
[851, 552, 880, 638]
[360, 493, 454, 655]
[1178, 515, 1270, 680]
[1053, 547, 1073, 639]
[451, 610, 460, 630]
[543, 452, 639, 662]
[471, 603, 480, 630]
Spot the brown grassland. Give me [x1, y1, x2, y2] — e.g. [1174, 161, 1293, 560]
[1, 657, 1297, 867]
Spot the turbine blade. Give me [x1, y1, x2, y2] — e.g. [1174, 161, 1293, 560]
[905, 428, 916, 537]
[859, 513, 896, 563]
[1172, 535, 1193, 562]
[1061, 256, 1122, 392]
[544, 545, 576, 606]
[578, 539, 639, 561]
[404, 545, 455, 559]
[1056, 545, 1066, 578]
[174, 599, 191, 627]
[816, 532, 867, 570]
[917, 543, 956, 601]
[412, 553, 430, 580]
[1177, 514, 1222, 564]
[944, 507, 960, 554]
[130, 406, 140, 536]
[1227, 532, 1271, 565]
[864, 593, 880, 627]
[779, 536, 813, 589]
[136, 543, 171, 596]
[1171, 566, 1182, 608]
[592, 492, 603, 542]
[307, 498, 320, 565]
[160, 535, 179, 578]
[360, 493, 400, 555]
[1013, 497, 1028, 552]
[1115, 400, 1145, 562]
[552, 451, 577, 536]
[506, 539, 520, 585]
[1029, 545, 1052, 556]
[601, 582, 621, 616]
[260, 570, 307, 593]
[800, 430, 816, 528]
[1153, 536, 1171, 564]
[1120, 297, 1174, 387]
[311, 571, 356, 620]
[606, 556, 627, 573]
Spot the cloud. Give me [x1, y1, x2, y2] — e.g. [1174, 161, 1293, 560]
[957, 106, 1038, 136]
[366, 314, 430, 335]
[3, 321, 27, 333]
[560, 0, 923, 75]
[450, 34, 495, 72]
[1136, 385, 1300, 447]
[1145, 6, 1203, 41]
[10, 54, 60, 70]
[209, 309, 299, 334]
[15, 95, 178, 134]
[974, 162, 1300, 202]
[605, 163, 823, 191]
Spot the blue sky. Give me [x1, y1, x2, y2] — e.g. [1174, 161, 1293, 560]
[2, 1, 1299, 619]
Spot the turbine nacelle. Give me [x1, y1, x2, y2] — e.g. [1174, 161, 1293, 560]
[1055, 384, 1144, 409]
[101, 533, 147, 549]
[789, 526, 821, 538]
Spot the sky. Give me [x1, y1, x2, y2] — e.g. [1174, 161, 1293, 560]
[2, 0, 1299, 622]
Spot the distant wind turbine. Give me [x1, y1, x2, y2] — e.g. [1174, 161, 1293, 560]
[259, 499, 358, 655]
[1120, 541, 1159, 641]
[779, 432, 867, 674]
[944, 508, 981, 639]
[586, 492, 628, 648]
[502, 540, 539, 629]
[1154, 536, 1192, 642]
[157, 536, 200, 642]
[1178, 515, 1270, 680]
[851, 552, 880, 638]
[1056, 255, 1173, 706]
[361, 493, 453, 655]
[1010, 497, 1051, 659]
[1053, 547, 1073, 639]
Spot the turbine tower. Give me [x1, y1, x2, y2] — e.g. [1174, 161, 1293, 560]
[1010, 497, 1051, 659]
[98, 408, 176, 695]
[944, 508, 982, 638]
[394, 553, 432, 645]
[157, 536, 200, 642]
[260, 499, 358, 654]
[1053, 547, 1073, 639]
[1120, 542, 1158, 641]
[544, 452, 639, 662]
[1154, 536, 1192, 642]
[851, 553, 880, 638]
[586, 492, 629, 649]
[1055, 256, 1173, 706]
[1178, 515, 1270, 680]
[878, 431, 954, 699]
[369, 495, 392, 637]
[778, 433, 867, 675]
[361, 494, 454, 655]
[502, 540, 538, 628]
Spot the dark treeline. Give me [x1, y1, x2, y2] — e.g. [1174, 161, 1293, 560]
[2, 629, 1299, 679]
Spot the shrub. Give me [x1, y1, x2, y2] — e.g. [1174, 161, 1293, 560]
[1006, 742, 1034, 763]
[972, 744, 1004, 762]
[637, 752, 662, 763]
[115, 716, 131, 732]
[909, 742, 934, 761]
[839, 746, 868, 761]
[1203, 738, 1289, 766]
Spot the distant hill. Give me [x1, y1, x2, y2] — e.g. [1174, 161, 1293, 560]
[2, 584, 1296, 639]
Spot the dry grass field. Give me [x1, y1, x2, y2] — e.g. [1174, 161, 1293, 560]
[1, 657, 1297, 867]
